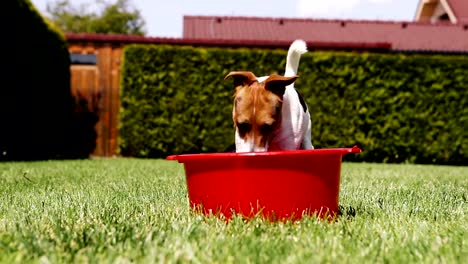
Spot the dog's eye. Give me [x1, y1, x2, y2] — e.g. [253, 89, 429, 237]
[237, 122, 252, 136]
[260, 123, 274, 135]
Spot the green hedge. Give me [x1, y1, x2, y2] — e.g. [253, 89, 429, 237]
[0, 0, 82, 160]
[120, 45, 468, 165]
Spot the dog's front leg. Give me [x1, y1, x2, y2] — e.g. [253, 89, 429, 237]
[301, 120, 314, 149]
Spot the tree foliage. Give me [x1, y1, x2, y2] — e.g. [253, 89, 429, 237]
[46, 0, 146, 35]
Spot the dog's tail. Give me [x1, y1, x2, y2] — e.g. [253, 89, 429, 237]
[285, 39, 307, 77]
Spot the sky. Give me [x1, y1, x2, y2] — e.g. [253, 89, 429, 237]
[30, 0, 420, 38]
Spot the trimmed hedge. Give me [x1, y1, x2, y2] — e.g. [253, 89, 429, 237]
[120, 45, 468, 165]
[0, 0, 87, 160]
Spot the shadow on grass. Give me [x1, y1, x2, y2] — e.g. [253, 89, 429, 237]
[338, 205, 357, 219]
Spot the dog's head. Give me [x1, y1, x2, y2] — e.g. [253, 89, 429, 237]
[225, 71, 298, 152]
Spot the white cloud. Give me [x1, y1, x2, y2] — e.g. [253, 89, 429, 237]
[297, 0, 359, 17]
[296, 0, 394, 18]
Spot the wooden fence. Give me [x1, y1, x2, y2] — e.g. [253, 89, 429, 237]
[69, 43, 122, 157]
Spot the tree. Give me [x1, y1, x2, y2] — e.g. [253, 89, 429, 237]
[46, 0, 146, 35]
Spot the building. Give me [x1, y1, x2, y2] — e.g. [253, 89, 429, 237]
[415, 0, 468, 23]
[183, 1, 468, 53]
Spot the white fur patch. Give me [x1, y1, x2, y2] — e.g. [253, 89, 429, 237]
[235, 131, 254, 152]
[256, 76, 269, 83]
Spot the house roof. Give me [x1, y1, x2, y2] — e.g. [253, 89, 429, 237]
[446, 0, 468, 22]
[183, 15, 468, 53]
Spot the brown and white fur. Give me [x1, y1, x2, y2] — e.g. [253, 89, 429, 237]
[225, 39, 313, 152]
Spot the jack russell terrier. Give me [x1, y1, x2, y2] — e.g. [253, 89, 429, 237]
[225, 39, 314, 152]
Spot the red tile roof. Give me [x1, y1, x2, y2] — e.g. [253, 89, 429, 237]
[183, 16, 468, 53]
[447, 0, 468, 22]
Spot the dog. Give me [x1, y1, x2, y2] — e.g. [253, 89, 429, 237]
[225, 39, 313, 152]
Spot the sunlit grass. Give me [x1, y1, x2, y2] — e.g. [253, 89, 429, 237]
[0, 159, 466, 263]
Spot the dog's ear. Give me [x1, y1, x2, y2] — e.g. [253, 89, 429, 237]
[264, 75, 298, 97]
[224, 71, 257, 87]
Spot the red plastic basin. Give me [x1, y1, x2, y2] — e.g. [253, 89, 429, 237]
[167, 146, 361, 221]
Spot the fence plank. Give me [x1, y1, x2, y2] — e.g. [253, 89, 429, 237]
[97, 46, 112, 157]
[109, 47, 122, 156]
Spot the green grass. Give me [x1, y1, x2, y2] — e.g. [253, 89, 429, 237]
[0, 159, 466, 263]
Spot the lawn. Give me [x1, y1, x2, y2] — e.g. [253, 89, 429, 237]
[0, 158, 466, 263]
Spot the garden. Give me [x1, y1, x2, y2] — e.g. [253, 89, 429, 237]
[1, 1, 466, 263]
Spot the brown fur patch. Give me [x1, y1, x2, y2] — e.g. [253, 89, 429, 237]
[233, 81, 282, 148]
